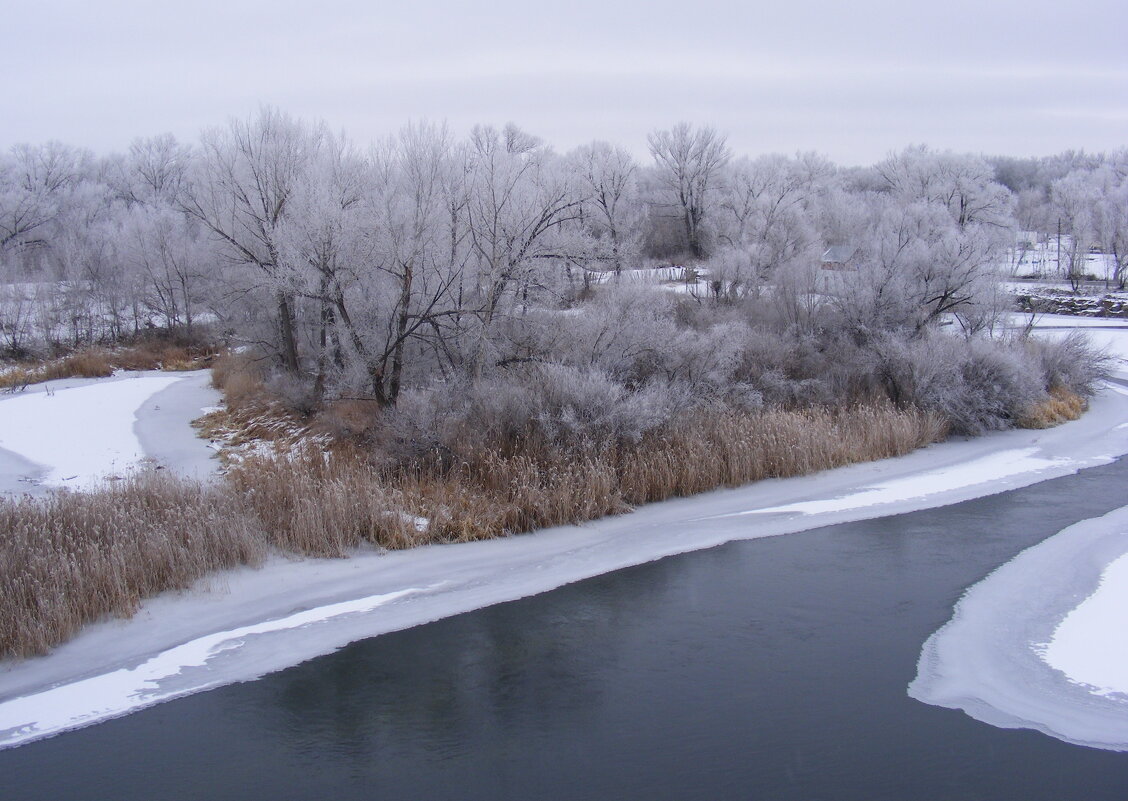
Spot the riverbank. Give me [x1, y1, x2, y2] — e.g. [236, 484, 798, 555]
[3, 384, 1128, 749]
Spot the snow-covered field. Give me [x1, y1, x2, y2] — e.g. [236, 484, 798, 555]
[1007, 237, 1120, 283]
[0, 370, 220, 493]
[3, 326, 1128, 752]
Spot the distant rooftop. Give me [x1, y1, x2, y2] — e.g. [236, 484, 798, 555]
[821, 246, 857, 263]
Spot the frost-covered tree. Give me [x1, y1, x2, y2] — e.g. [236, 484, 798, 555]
[712, 153, 830, 296]
[837, 197, 1004, 337]
[0, 142, 90, 255]
[877, 146, 1013, 232]
[1094, 175, 1128, 289]
[181, 108, 321, 373]
[463, 124, 587, 373]
[569, 141, 643, 276]
[281, 123, 467, 404]
[120, 203, 213, 335]
[647, 123, 730, 260]
[1050, 169, 1102, 289]
[358, 123, 468, 402]
[104, 134, 193, 208]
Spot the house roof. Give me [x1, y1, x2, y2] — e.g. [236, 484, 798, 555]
[821, 246, 857, 263]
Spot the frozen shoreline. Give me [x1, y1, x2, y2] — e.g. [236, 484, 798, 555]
[3, 384, 1128, 750]
[909, 505, 1128, 751]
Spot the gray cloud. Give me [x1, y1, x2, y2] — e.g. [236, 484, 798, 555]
[1, 0, 1124, 163]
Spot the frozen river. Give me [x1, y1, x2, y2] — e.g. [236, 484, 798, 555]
[3, 457, 1128, 799]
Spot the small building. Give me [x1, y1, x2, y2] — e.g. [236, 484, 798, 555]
[820, 246, 859, 271]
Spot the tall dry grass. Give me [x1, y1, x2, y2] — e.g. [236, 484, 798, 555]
[0, 400, 944, 660]
[226, 401, 945, 547]
[1017, 385, 1088, 429]
[0, 473, 263, 658]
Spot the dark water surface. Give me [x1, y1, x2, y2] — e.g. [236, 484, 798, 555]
[5, 460, 1128, 800]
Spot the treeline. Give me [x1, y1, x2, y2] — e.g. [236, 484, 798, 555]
[0, 112, 1122, 434]
[2, 115, 1121, 657]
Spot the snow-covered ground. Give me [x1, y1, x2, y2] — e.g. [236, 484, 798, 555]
[1006, 236, 1119, 283]
[1014, 312, 1128, 330]
[0, 370, 220, 493]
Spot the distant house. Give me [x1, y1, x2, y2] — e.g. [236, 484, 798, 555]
[820, 246, 859, 271]
[815, 246, 860, 296]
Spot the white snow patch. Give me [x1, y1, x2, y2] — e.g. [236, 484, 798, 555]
[400, 513, 430, 533]
[708, 448, 1071, 519]
[0, 375, 183, 489]
[909, 505, 1128, 751]
[1014, 312, 1128, 329]
[0, 585, 434, 749]
[1040, 551, 1128, 697]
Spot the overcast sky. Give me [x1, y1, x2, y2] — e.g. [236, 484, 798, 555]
[2, 0, 1125, 165]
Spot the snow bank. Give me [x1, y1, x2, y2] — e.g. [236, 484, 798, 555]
[909, 506, 1128, 751]
[1014, 312, 1128, 330]
[1040, 551, 1128, 698]
[708, 447, 1070, 519]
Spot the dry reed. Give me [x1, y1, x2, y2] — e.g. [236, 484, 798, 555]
[0, 341, 218, 392]
[1017, 385, 1088, 429]
[0, 473, 263, 658]
[0, 400, 945, 660]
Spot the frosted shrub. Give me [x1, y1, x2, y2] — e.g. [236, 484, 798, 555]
[729, 327, 840, 406]
[549, 283, 678, 383]
[953, 338, 1045, 433]
[1025, 330, 1111, 395]
[462, 363, 677, 447]
[724, 382, 765, 413]
[662, 322, 747, 397]
[874, 332, 1044, 435]
[754, 369, 833, 408]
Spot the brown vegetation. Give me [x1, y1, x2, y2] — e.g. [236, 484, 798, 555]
[0, 400, 944, 660]
[0, 473, 263, 658]
[0, 338, 219, 392]
[1017, 385, 1089, 429]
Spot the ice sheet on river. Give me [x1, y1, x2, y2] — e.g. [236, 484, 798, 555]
[0, 370, 220, 492]
[909, 505, 1128, 751]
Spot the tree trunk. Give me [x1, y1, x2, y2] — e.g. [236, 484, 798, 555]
[276, 291, 300, 373]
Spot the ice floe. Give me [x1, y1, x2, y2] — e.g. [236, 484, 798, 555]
[909, 505, 1128, 751]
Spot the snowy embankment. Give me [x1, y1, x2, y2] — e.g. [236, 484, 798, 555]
[0, 370, 220, 493]
[3, 367, 1128, 749]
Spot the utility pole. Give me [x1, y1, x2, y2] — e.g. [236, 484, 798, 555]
[1057, 217, 1063, 282]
